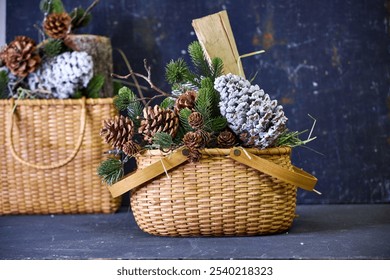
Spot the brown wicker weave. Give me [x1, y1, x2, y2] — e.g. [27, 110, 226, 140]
[130, 147, 297, 236]
[0, 98, 121, 215]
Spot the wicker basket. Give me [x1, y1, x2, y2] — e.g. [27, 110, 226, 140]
[0, 97, 121, 215]
[109, 147, 317, 236]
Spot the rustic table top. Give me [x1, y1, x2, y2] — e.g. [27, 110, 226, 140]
[1, 204, 389, 260]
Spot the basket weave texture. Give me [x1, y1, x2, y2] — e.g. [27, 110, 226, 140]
[131, 147, 297, 236]
[0, 98, 121, 214]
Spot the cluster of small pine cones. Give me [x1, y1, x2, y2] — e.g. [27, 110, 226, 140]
[0, 12, 72, 78]
[100, 90, 237, 162]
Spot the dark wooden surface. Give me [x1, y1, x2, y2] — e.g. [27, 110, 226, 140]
[1, 205, 389, 260]
[5, 0, 390, 203]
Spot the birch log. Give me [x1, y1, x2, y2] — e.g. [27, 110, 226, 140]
[65, 34, 114, 97]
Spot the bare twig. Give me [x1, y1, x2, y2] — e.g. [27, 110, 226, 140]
[76, 0, 100, 27]
[112, 59, 170, 107]
[116, 48, 147, 105]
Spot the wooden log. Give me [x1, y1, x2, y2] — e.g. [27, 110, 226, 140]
[192, 10, 244, 78]
[64, 34, 114, 97]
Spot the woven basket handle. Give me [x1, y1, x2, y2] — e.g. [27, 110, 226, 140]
[7, 97, 87, 170]
[229, 148, 317, 191]
[108, 147, 317, 198]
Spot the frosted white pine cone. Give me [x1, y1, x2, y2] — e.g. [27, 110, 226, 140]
[214, 73, 287, 149]
[28, 51, 93, 99]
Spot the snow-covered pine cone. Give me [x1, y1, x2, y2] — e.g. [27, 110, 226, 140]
[28, 51, 93, 99]
[214, 73, 287, 149]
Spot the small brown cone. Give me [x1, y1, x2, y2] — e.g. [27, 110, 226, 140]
[44, 12, 72, 39]
[122, 141, 141, 157]
[2, 36, 41, 77]
[217, 130, 237, 148]
[188, 112, 204, 130]
[100, 115, 134, 149]
[138, 105, 179, 143]
[195, 130, 210, 147]
[183, 131, 204, 149]
[174, 90, 197, 113]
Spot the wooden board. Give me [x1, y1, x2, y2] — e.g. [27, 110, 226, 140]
[192, 10, 245, 77]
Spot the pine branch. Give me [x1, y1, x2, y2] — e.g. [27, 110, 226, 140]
[114, 86, 143, 127]
[205, 116, 227, 133]
[160, 97, 175, 109]
[211, 57, 224, 80]
[179, 108, 193, 133]
[85, 74, 104, 98]
[151, 132, 174, 150]
[0, 70, 9, 99]
[40, 0, 65, 14]
[165, 58, 192, 85]
[74, 0, 100, 28]
[188, 41, 211, 78]
[42, 39, 65, 57]
[97, 158, 124, 185]
[70, 7, 92, 29]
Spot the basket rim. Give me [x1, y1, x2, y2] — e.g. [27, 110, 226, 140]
[140, 146, 292, 157]
[0, 97, 114, 105]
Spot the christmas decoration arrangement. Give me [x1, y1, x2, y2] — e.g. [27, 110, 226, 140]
[98, 41, 315, 185]
[0, 0, 105, 100]
[98, 10, 318, 236]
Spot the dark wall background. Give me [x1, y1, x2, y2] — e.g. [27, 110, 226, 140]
[5, 0, 390, 204]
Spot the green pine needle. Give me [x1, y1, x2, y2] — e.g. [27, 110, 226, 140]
[114, 86, 143, 127]
[211, 57, 224, 80]
[188, 41, 211, 78]
[86, 74, 105, 98]
[40, 0, 65, 14]
[43, 39, 65, 58]
[70, 7, 92, 29]
[165, 58, 192, 85]
[179, 108, 193, 133]
[160, 97, 175, 109]
[97, 158, 124, 186]
[276, 129, 317, 148]
[0, 70, 9, 99]
[205, 116, 227, 133]
[151, 132, 174, 150]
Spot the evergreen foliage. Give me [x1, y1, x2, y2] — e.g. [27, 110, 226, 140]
[97, 158, 124, 186]
[160, 97, 175, 109]
[165, 58, 192, 85]
[114, 86, 143, 127]
[151, 132, 174, 150]
[70, 7, 92, 29]
[178, 108, 193, 133]
[43, 39, 66, 57]
[275, 129, 317, 148]
[0, 70, 9, 99]
[40, 0, 65, 14]
[188, 41, 211, 78]
[85, 74, 104, 98]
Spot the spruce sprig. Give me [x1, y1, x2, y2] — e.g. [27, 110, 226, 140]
[40, 0, 65, 14]
[160, 97, 175, 109]
[150, 132, 174, 150]
[179, 108, 193, 133]
[188, 41, 211, 78]
[0, 70, 9, 99]
[97, 158, 124, 186]
[70, 7, 92, 29]
[43, 39, 66, 57]
[114, 86, 143, 127]
[85, 74, 104, 98]
[165, 58, 192, 85]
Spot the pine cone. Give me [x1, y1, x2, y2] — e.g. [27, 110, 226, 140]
[188, 112, 204, 130]
[183, 131, 204, 149]
[217, 130, 237, 148]
[122, 141, 141, 157]
[28, 51, 93, 99]
[195, 130, 210, 147]
[100, 115, 134, 149]
[44, 12, 72, 39]
[215, 73, 288, 149]
[174, 90, 197, 113]
[138, 105, 179, 143]
[2, 36, 41, 77]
